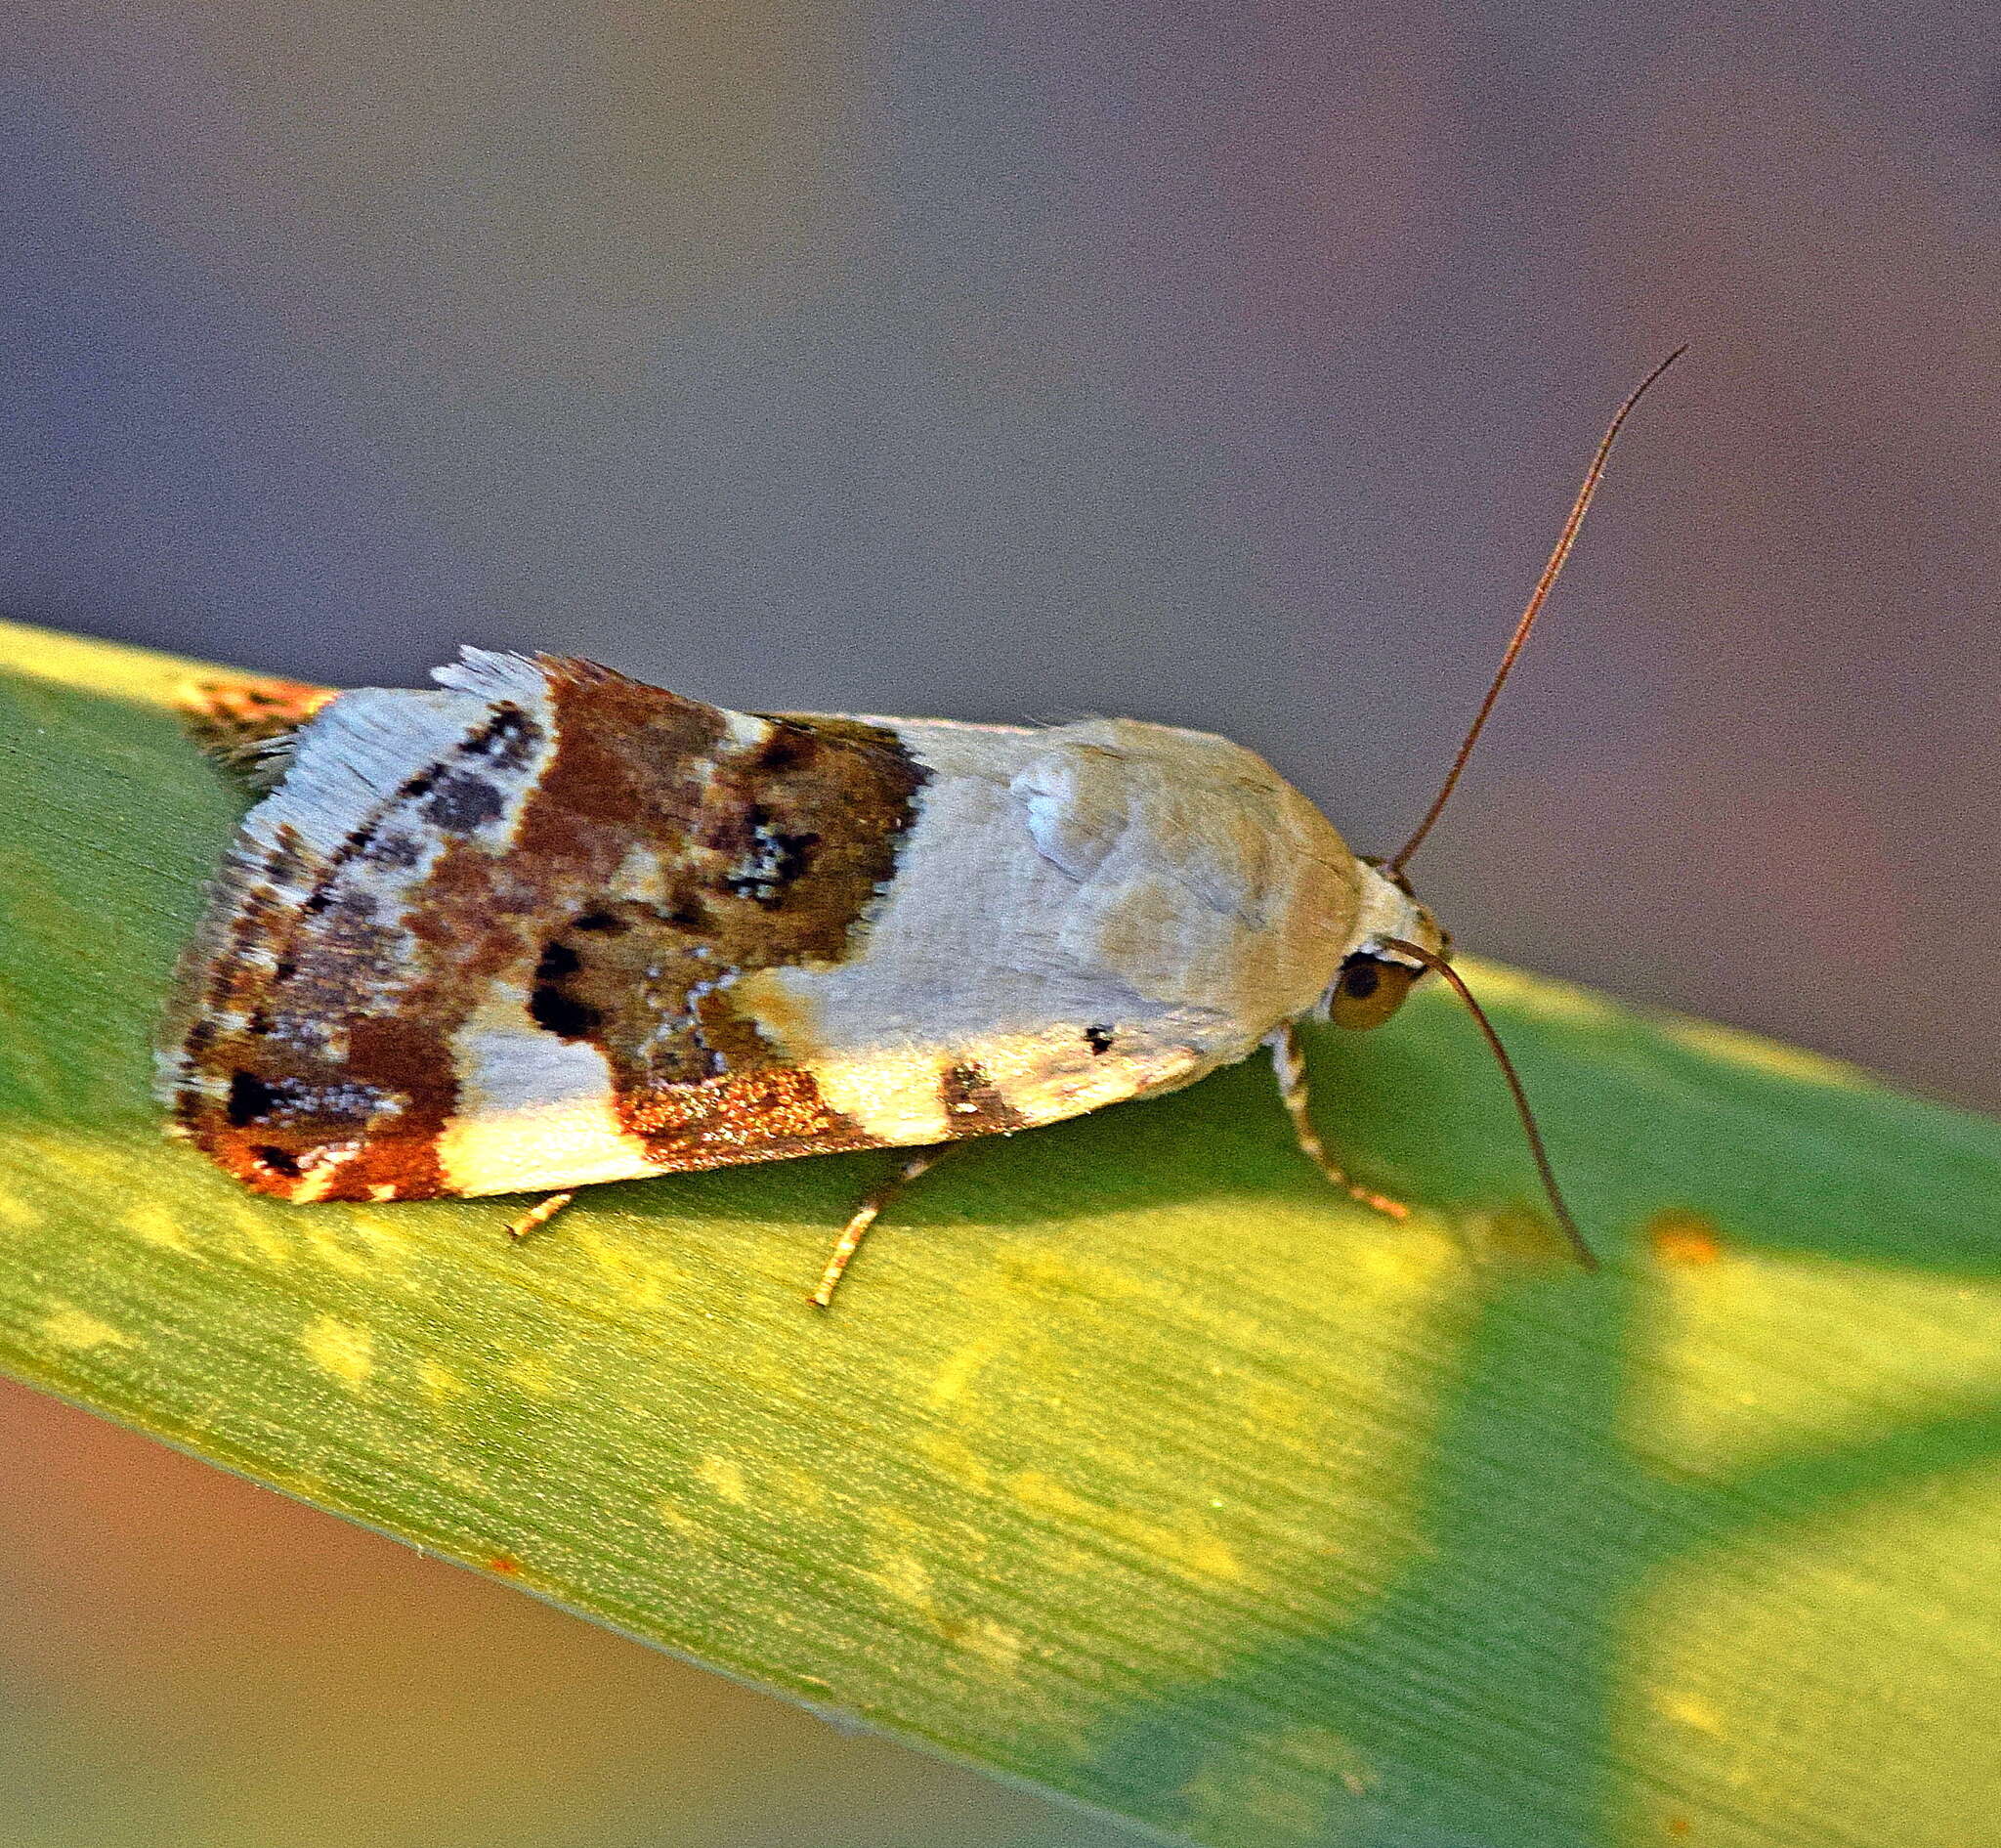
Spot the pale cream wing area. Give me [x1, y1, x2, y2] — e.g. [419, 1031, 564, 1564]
[736, 715, 1365, 1142]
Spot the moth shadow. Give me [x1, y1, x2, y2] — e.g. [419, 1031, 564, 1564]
[1078, 1232, 2001, 1847]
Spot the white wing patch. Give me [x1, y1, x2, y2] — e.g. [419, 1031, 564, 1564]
[439, 990, 655, 1195]
[737, 713, 1361, 1138]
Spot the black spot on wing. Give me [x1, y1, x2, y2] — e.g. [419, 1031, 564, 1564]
[529, 939, 604, 1039]
[294, 700, 544, 908]
[751, 727, 809, 772]
[458, 702, 539, 769]
[423, 775, 505, 834]
[227, 1070, 282, 1127]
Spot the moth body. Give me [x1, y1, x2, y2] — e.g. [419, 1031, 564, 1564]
[159, 652, 1441, 1207]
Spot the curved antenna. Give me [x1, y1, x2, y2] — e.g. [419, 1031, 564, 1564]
[1381, 936, 1598, 1271]
[1385, 345, 1687, 876]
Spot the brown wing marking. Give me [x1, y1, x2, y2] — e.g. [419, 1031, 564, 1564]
[512, 696, 931, 1165]
[939, 1061, 1030, 1136]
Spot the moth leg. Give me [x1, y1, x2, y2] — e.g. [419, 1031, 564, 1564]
[177, 672, 335, 790]
[507, 1190, 577, 1241]
[810, 1144, 963, 1310]
[1268, 1023, 1410, 1223]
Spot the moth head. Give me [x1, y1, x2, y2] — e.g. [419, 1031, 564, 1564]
[1320, 859, 1448, 1031]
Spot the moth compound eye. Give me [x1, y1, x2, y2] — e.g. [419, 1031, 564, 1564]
[1330, 954, 1419, 1031]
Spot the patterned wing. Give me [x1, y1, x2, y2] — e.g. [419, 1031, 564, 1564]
[161, 653, 932, 1200]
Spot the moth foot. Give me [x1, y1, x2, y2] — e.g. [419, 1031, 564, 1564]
[507, 1190, 576, 1241]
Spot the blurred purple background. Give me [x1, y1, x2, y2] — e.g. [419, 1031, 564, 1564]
[1, 1, 1995, 1841]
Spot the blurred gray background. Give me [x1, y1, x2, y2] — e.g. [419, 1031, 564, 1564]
[0, 3, 1995, 1843]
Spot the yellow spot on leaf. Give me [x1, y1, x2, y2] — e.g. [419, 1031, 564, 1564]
[944, 1614, 1026, 1676]
[656, 1498, 699, 1536]
[1348, 1216, 1455, 1287]
[298, 1223, 369, 1277]
[230, 1205, 294, 1267]
[123, 1204, 194, 1254]
[502, 1353, 569, 1397]
[342, 1211, 414, 1260]
[915, 1429, 994, 1493]
[871, 1548, 936, 1609]
[1006, 1244, 1145, 1303]
[1010, 1470, 1244, 1581]
[0, 1194, 45, 1230]
[697, 1454, 747, 1503]
[766, 1463, 829, 1511]
[1178, 1725, 1374, 1837]
[429, 1458, 491, 1496]
[40, 1306, 135, 1352]
[301, 1315, 372, 1387]
[575, 1225, 680, 1309]
[1178, 1765, 1312, 1835]
[416, 1357, 469, 1402]
[928, 1338, 1001, 1409]
[1657, 1692, 1726, 1736]
[1233, 1380, 1308, 1439]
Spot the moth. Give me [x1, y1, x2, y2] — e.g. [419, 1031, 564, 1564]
[159, 353, 1682, 1304]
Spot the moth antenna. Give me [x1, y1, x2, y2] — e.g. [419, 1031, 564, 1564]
[1385, 345, 1687, 876]
[1380, 936, 1598, 1271]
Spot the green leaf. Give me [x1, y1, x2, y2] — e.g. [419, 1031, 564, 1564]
[4, 616, 1999, 1848]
